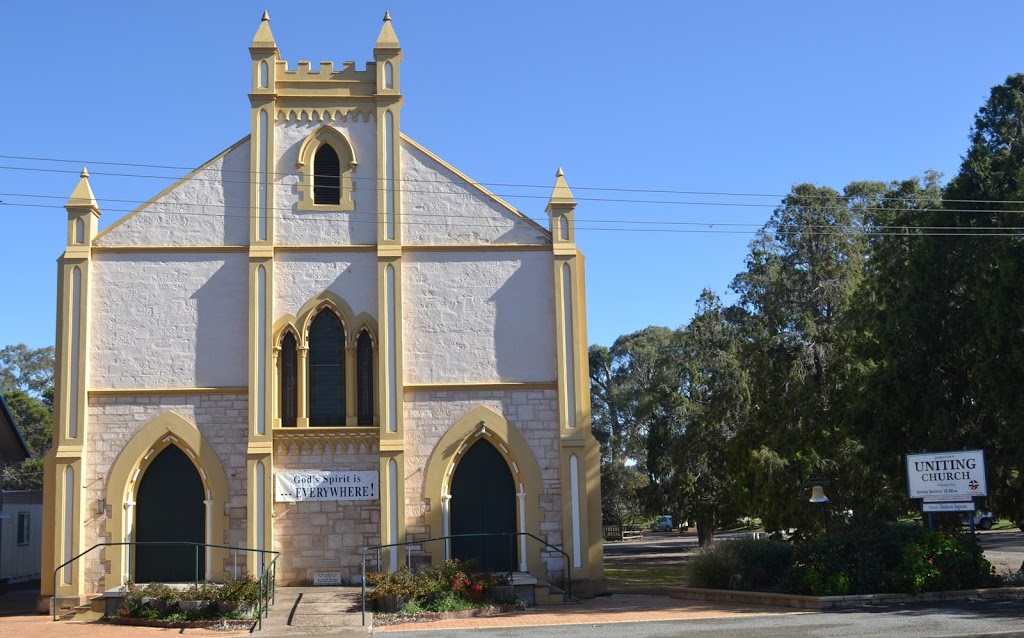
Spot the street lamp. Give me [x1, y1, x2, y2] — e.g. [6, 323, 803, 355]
[804, 478, 830, 534]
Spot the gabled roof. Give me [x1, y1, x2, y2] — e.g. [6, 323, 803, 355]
[0, 394, 30, 463]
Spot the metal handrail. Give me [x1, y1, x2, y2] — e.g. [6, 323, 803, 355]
[359, 531, 572, 626]
[51, 541, 279, 627]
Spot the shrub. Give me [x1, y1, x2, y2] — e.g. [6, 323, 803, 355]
[894, 531, 1000, 594]
[367, 567, 422, 600]
[685, 545, 740, 589]
[781, 523, 1001, 596]
[724, 538, 793, 590]
[685, 539, 793, 590]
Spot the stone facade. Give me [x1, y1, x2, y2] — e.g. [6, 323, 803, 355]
[42, 14, 604, 604]
[82, 394, 249, 594]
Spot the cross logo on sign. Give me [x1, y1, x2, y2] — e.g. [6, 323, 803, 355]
[969, 480, 979, 491]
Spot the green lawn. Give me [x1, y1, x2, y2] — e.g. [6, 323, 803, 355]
[604, 567, 686, 590]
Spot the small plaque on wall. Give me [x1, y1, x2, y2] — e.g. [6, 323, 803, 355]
[313, 571, 343, 586]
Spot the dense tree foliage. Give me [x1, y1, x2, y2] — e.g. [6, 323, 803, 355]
[1, 343, 54, 490]
[593, 74, 1024, 534]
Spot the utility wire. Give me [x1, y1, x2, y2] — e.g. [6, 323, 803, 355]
[0, 153, 1012, 206]
[2, 192, 1022, 234]
[2, 201, 1020, 237]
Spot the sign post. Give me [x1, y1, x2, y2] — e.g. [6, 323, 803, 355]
[906, 450, 986, 532]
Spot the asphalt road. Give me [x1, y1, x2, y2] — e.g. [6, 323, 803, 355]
[390, 600, 1024, 638]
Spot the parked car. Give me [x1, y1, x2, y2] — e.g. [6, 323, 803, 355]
[961, 511, 998, 530]
[653, 515, 673, 532]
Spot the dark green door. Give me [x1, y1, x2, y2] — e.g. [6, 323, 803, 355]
[135, 445, 205, 582]
[450, 441, 516, 571]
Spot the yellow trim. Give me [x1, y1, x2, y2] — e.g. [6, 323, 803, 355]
[88, 387, 248, 397]
[273, 426, 378, 455]
[275, 245, 377, 253]
[403, 244, 551, 253]
[379, 451, 406, 571]
[295, 125, 358, 212]
[94, 136, 250, 243]
[104, 411, 231, 589]
[92, 246, 248, 254]
[377, 258, 404, 448]
[400, 134, 549, 237]
[404, 382, 557, 393]
[421, 406, 545, 574]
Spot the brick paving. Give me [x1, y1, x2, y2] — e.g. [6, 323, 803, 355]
[0, 588, 808, 637]
[374, 593, 809, 633]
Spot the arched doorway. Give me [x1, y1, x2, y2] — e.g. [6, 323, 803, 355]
[450, 440, 516, 571]
[135, 446, 205, 582]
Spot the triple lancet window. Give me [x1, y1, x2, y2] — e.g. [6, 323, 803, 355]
[278, 306, 376, 427]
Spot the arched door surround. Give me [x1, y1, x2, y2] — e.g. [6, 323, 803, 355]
[104, 412, 230, 590]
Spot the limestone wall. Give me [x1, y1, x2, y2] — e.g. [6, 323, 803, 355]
[403, 389, 563, 566]
[274, 118, 378, 246]
[83, 395, 249, 594]
[402, 252, 557, 384]
[89, 253, 248, 389]
[94, 139, 251, 247]
[271, 450, 380, 585]
[273, 252, 378, 323]
[400, 141, 548, 245]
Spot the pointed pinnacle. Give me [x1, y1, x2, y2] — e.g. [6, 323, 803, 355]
[252, 9, 277, 48]
[556, 167, 564, 177]
[67, 166, 99, 211]
[376, 10, 400, 49]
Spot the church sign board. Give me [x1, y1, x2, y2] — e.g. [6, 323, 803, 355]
[275, 471, 379, 503]
[906, 450, 987, 500]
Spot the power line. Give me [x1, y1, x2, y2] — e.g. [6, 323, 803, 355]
[2, 200, 1021, 237]
[0, 152, 1016, 207]
[0, 164, 1021, 217]
[3, 191, 1023, 233]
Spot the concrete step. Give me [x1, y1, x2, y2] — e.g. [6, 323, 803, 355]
[57, 595, 106, 622]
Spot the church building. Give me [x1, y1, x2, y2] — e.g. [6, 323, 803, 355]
[41, 13, 604, 605]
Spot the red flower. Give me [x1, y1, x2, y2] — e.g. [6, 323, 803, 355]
[928, 558, 934, 564]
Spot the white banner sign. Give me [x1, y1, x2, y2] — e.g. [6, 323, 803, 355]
[906, 450, 987, 499]
[275, 471, 379, 503]
[922, 501, 976, 513]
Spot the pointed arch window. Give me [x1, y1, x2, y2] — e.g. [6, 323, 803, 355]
[314, 145, 341, 205]
[280, 332, 298, 427]
[296, 126, 357, 211]
[356, 330, 374, 426]
[309, 310, 346, 427]
[275, 298, 378, 429]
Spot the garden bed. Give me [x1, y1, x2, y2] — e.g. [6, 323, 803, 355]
[373, 601, 526, 626]
[669, 585, 1024, 609]
[107, 617, 256, 631]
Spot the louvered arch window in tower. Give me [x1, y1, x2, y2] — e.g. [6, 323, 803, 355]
[308, 310, 346, 426]
[314, 144, 341, 205]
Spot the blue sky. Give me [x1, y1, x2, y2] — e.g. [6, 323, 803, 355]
[2, 1, 1023, 351]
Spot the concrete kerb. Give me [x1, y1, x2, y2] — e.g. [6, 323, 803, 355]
[668, 585, 1024, 609]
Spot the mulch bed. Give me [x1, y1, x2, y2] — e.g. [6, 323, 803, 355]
[373, 602, 526, 626]
[107, 617, 257, 631]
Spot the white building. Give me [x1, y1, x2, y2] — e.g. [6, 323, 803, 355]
[42, 13, 603, 606]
